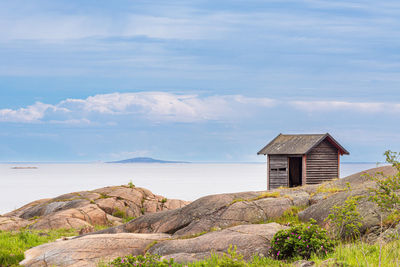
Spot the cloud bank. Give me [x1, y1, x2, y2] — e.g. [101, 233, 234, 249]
[0, 92, 275, 123]
[0, 92, 399, 124]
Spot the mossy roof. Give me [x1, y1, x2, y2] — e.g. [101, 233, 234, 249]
[257, 133, 349, 156]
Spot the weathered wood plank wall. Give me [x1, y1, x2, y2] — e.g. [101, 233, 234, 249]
[306, 140, 338, 184]
[269, 155, 288, 189]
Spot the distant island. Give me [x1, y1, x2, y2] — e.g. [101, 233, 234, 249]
[11, 166, 38, 169]
[107, 157, 189, 164]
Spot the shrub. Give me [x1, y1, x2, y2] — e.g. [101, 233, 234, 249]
[325, 195, 363, 241]
[367, 151, 400, 212]
[107, 246, 248, 267]
[109, 253, 174, 267]
[270, 219, 335, 260]
[112, 208, 135, 223]
[206, 245, 247, 267]
[128, 180, 135, 188]
[112, 208, 127, 219]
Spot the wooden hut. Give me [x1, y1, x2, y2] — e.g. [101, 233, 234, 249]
[257, 133, 349, 190]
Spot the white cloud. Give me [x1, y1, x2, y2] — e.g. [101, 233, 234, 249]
[0, 92, 276, 124]
[0, 13, 228, 41]
[289, 100, 400, 113]
[1, 93, 399, 124]
[0, 102, 56, 122]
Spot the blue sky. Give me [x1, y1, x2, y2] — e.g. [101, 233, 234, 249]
[0, 0, 399, 162]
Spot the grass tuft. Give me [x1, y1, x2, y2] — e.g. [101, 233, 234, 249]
[251, 191, 281, 201]
[261, 205, 306, 225]
[230, 192, 282, 206]
[112, 208, 136, 223]
[0, 229, 78, 266]
[315, 183, 345, 194]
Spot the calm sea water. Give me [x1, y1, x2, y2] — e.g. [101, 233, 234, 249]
[0, 162, 382, 214]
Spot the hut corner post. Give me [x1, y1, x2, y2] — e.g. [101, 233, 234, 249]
[267, 154, 270, 190]
[338, 151, 340, 179]
[302, 154, 307, 186]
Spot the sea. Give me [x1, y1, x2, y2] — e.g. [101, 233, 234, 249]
[0, 162, 384, 215]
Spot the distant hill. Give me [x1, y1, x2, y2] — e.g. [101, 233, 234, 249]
[108, 157, 189, 164]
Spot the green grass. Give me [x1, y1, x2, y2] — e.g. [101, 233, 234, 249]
[311, 183, 346, 197]
[310, 240, 400, 267]
[103, 239, 400, 267]
[99, 193, 111, 199]
[230, 192, 282, 205]
[0, 228, 78, 266]
[260, 205, 306, 225]
[6, 226, 400, 267]
[251, 191, 281, 201]
[101, 246, 289, 267]
[112, 208, 136, 223]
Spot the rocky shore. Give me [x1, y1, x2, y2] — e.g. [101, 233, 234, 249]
[2, 166, 397, 266]
[0, 185, 190, 232]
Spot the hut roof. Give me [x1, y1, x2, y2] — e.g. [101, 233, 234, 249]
[257, 133, 349, 155]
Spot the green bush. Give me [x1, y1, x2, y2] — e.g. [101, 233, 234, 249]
[112, 208, 136, 223]
[112, 208, 126, 219]
[128, 180, 135, 188]
[270, 219, 335, 260]
[205, 245, 246, 267]
[107, 246, 250, 267]
[368, 151, 400, 212]
[109, 253, 174, 267]
[325, 195, 363, 241]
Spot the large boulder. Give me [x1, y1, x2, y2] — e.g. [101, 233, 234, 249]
[20, 223, 284, 266]
[299, 165, 397, 231]
[20, 233, 171, 267]
[1, 186, 189, 231]
[96, 189, 310, 237]
[298, 188, 381, 232]
[150, 223, 285, 262]
[0, 216, 30, 231]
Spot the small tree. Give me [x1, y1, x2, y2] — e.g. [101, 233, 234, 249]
[364, 150, 400, 267]
[325, 194, 363, 241]
[368, 151, 400, 213]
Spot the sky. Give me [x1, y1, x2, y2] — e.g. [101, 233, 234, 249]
[0, 0, 399, 162]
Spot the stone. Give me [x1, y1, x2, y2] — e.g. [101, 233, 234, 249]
[299, 166, 397, 232]
[20, 233, 171, 267]
[3, 185, 189, 231]
[292, 260, 315, 267]
[20, 223, 284, 266]
[95, 189, 309, 237]
[0, 216, 30, 231]
[319, 258, 343, 267]
[148, 223, 285, 261]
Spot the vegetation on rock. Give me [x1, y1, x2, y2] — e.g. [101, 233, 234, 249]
[0, 228, 78, 266]
[368, 151, 400, 213]
[105, 246, 286, 267]
[270, 219, 335, 260]
[7, 151, 400, 266]
[108, 253, 174, 267]
[325, 184, 363, 241]
[262, 205, 306, 225]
